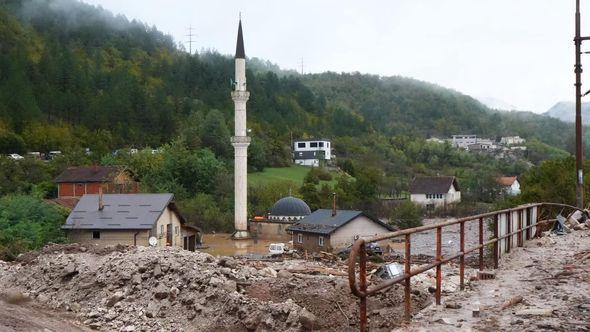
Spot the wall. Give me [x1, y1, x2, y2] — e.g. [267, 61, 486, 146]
[155, 207, 184, 248]
[251, 222, 291, 241]
[294, 159, 319, 167]
[68, 230, 150, 246]
[330, 215, 391, 250]
[292, 232, 332, 252]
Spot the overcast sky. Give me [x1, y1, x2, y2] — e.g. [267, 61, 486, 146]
[82, 0, 590, 113]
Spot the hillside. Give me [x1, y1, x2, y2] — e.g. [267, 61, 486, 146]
[0, 0, 584, 235]
[544, 101, 590, 125]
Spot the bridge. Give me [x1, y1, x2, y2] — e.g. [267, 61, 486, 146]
[347, 203, 582, 331]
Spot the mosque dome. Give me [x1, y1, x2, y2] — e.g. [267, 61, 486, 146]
[269, 196, 311, 221]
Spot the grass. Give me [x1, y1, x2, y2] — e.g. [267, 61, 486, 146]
[248, 165, 339, 188]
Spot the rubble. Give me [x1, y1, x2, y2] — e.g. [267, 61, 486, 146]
[0, 243, 431, 331]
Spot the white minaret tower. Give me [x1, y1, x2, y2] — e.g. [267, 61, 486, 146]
[231, 19, 251, 239]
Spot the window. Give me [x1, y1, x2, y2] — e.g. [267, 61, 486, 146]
[297, 142, 306, 148]
[92, 231, 100, 239]
[319, 236, 324, 247]
[160, 224, 164, 237]
[310, 142, 318, 148]
[175, 226, 179, 235]
[297, 233, 303, 243]
[327, 142, 330, 148]
[319, 142, 324, 147]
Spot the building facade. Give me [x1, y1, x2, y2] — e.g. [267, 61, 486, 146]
[496, 176, 521, 196]
[54, 166, 138, 199]
[62, 193, 200, 251]
[410, 176, 461, 208]
[293, 139, 332, 167]
[288, 209, 393, 252]
[451, 135, 477, 149]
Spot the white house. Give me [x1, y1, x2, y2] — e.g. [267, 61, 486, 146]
[410, 176, 461, 208]
[451, 135, 477, 149]
[500, 136, 526, 145]
[496, 176, 521, 196]
[293, 139, 332, 167]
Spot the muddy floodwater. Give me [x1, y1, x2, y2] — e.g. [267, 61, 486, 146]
[199, 233, 290, 257]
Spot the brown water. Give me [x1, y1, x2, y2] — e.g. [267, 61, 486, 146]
[199, 233, 290, 257]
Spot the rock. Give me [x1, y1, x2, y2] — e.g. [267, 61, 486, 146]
[218, 257, 238, 269]
[277, 270, 293, 279]
[36, 294, 49, 303]
[88, 322, 102, 330]
[132, 274, 142, 285]
[585, 220, 590, 228]
[445, 302, 462, 309]
[70, 303, 81, 312]
[169, 287, 180, 300]
[243, 311, 261, 330]
[87, 311, 101, 319]
[516, 308, 554, 316]
[121, 325, 135, 331]
[153, 284, 168, 300]
[259, 267, 277, 278]
[298, 308, 317, 330]
[145, 302, 160, 318]
[574, 223, 586, 231]
[2, 290, 30, 304]
[435, 318, 454, 325]
[153, 264, 163, 277]
[222, 280, 237, 293]
[106, 291, 125, 307]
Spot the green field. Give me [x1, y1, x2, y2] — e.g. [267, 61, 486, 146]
[248, 165, 338, 187]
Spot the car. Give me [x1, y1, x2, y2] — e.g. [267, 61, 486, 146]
[269, 243, 290, 255]
[337, 242, 383, 258]
[375, 263, 404, 279]
[8, 153, 24, 160]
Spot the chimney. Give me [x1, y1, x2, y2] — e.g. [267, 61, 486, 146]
[332, 192, 337, 217]
[98, 186, 104, 211]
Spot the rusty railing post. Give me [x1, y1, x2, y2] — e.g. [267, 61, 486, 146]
[526, 207, 531, 240]
[478, 217, 484, 270]
[493, 214, 499, 269]
[435, 226, 442, 305]
[506, 211, 511, 253]
[517, 209, 523, 247]
[459, 220, 465, 290]
[404, 234, 411, 321]
[359, 244, 367, 332]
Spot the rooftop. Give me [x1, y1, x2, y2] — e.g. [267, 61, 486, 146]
[288, 209, 392, 235]
[54, 166, 128, 183]
[410, 176, 460, 194]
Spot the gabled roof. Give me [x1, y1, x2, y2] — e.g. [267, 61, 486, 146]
[54, 166, 128, 183]
[287, 209, 393, 235]
[62, 193, 184, 230]
[410, 176, 460, 194]
[496, 176, 518, 186]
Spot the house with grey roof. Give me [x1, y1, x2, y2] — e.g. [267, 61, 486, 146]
[287, 209, 393, 252]
[409, 176, 461, 209]
[62, 193, 201, 251]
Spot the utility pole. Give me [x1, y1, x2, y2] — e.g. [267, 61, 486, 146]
[575, 0, 586, 208]
[300, 57, 304, 75]
[186, 25, 195, 54]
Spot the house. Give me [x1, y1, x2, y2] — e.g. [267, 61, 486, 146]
[409, 176, 461, 208]
[451, 135, 477, 149]
[293, 139, 332, 167]
[496, 176, 521, 196]
[500, 136, 526, 145]
[54, 166, 139, 199]
[62, 193, 201, 251]
[287, 209, 393, 252]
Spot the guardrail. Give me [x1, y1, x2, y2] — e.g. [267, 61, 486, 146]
[347, 202, 580, 331]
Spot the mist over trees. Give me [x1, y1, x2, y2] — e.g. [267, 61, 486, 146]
[0, 0, 584, 241]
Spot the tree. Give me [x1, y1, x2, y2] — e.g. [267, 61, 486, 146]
[200, 109, 232, 159]
[0, 195, 67, 260]
[390, 201, 422, 229]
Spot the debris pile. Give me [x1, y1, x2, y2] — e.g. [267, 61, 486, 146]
[0, 243, 432, 331]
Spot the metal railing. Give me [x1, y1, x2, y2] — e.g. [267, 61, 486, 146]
[347, 203, 580, 331]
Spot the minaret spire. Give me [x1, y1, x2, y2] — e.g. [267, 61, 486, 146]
[235, 17, 245, 59]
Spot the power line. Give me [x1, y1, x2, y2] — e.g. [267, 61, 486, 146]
[186, 25, 196, 54]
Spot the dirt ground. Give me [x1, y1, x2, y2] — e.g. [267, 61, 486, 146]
[399, 228, 590, 331]
[0, 298, 89, 332]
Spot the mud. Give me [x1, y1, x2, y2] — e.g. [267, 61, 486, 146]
[400, 229, 590, 331]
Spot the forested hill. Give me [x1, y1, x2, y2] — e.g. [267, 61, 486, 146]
[0, 0, 581, 160]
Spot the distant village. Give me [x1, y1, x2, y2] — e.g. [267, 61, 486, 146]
[427, 134, 528, 159]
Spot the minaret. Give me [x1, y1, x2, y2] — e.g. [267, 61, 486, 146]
[231, 19, 251, 239]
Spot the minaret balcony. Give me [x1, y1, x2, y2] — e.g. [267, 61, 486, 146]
[231, 90, 250, 101]
[231, 136, 251, 144]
